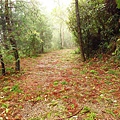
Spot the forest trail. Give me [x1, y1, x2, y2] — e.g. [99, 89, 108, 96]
[0, 49, 120, 120]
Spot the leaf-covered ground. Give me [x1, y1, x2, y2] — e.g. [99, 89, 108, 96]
[0, 49, 120, 120]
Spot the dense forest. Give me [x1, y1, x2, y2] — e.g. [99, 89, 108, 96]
[68, 0, 120, 61]
[0, 0, 120, 75]
[0, 0, 120, 119]
[0, 0, 73, 75]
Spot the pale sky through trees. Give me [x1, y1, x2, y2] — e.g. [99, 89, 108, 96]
[39, 0, 72, 11]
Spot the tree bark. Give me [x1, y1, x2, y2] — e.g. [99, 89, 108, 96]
[5, 0, 20, 71]
[40, 31, 44, 53]
[0, 0, 6, 75]
[75, 0, 86, 61]
[41, 42, 44, 53]
[0, 0, 8, 49]
[0, 54, 6, 75]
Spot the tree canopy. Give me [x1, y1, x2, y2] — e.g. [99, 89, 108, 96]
[67, 0, 120, 59]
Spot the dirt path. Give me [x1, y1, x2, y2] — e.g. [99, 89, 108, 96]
[20, 49, 82, 119]
[0, 49, 120, 120]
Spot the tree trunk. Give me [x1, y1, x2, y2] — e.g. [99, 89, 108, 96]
[5, 0, 20, 71]
[0, 54, 6, 75]
[75, 0, 86, 61]
[62, 27, 64, 48]
[40, 31, 44, 53]
[0, 0, 8, 49]
[0, 0, 6, 75]
[41, 43, 44, 53]
[59, 23, 63, 49]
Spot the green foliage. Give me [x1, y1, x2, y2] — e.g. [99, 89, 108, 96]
[108, 69, 118, 75]
[86, 112, 96, 120]
[116, 0, 120, 8]
[81, 106, 91, 114]
[6, 67, 14, 73]
[3, 86, 10, 92]
[1, 47, 14, 64]
[114, 39, 120, 59]
[35, 96, 42, 101]
[1, 103, 9, 109]
[67, 0, 120, 58]
[53, 80, 68, 86]
[0, 0, 53, 75]
[80, 68, 88, 74]
[1, 0, 53, 58]
[1, 103, 9, 114]
[81, 106, 96, 120]
[10, 84, 22, 93]
[73, 48, 80, 54]
[53, 81, 59, 86]
[105, 109, 116, 117]
[16, 1, 52, 56]
[4, 55, 14, 64]
[61, 81, 68, 85]
[90, 70, 98, 75]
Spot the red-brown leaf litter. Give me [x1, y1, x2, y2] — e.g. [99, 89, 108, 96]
[0, 49, 120, 120]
